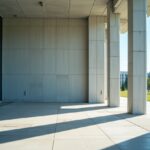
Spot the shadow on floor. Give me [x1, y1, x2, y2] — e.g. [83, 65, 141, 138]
[103, 133, 150, 150]
[0, 112, 136, 144]
[0, 102, 120, 121]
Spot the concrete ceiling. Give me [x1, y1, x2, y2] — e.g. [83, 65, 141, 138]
[0, 0, 149, 33]
[0, 0, 107, 18]
[0, 0, 129, 19]
[148, 0, 150, 16]
[0, 0, 149, 18]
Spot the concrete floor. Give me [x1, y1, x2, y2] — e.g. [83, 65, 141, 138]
[0, 98, 150, 150]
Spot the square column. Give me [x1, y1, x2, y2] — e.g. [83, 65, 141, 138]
[107, 3, 120, 107]
[88, 16, 105, 103]
[104, 29, 108, 100]
[128, 0, 147, 114]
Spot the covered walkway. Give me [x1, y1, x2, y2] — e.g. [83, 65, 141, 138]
[0, 98, 150, 150]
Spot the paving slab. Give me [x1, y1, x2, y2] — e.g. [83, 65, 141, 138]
[0, 99, 150, 150]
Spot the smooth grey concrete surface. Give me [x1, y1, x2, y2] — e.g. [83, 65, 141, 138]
[0, 0, 128, 20]
[88, 16, 105, 103]
[104, 29, 108, 101]
[0, 98, 150, 150]
[128, 0, 147, 114]
[1, 0, 150, 32]
[2, 18, 88, 102]
[107, 2, 120, 107]
[0, 17, 2, 100]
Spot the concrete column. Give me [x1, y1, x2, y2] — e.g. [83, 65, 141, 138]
[107, 3, 120, 107]
[104, 29, 108, 100]
[88, 16, 105, 103]
[0, 17, 2, 101]
[128, 0, 147, 114]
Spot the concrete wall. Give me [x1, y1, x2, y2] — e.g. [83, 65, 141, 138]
[0, 17, 2, 100]
[2, 18, 88, 102]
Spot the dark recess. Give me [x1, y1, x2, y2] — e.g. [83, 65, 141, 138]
[0, 17, 2, 101]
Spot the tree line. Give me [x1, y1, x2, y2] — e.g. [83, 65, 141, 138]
[120, 72, 150, 91]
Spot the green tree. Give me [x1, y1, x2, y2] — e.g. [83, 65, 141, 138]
[121, 83, 125, 91]
[124, 75, 128, 90]
[147, 77, 150, 92]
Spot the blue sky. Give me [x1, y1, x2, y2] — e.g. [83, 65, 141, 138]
[120, 17, 150, 72]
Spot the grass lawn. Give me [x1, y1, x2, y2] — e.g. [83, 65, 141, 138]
[120, 90, 150, 102]
[148, 92, 150, 102]
[120, 90, 128, 97]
